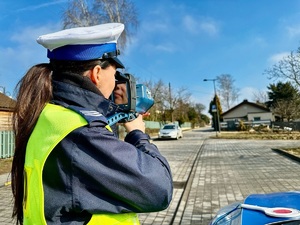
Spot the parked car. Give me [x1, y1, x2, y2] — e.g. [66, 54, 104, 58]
[158, 124, 183, 140]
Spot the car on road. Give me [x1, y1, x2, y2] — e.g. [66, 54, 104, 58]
[158, 124, 183, 140]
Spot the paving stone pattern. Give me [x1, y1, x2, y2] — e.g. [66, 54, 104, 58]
[1, 129, 300, 225]
[0, 186, 14, 225]
[179, 138, 300, 225]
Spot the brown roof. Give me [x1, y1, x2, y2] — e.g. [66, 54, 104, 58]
[0, 92, 16, 111]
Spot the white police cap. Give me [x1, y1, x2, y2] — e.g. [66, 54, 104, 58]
[36, 23, 125, 68]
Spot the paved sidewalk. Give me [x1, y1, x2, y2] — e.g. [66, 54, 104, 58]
[179, 138, 300, 225]
[0, 173, 11, 188]
[1, 129, 300, 225]
[0, 185, 14, 225]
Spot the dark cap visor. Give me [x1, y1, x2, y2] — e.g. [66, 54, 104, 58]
[111, 57, 125, 69]
[102, 50, 125, 69]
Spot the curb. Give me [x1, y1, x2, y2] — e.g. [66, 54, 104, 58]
[272, 148, 300, 163]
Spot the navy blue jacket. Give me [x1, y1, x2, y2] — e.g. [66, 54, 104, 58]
[42, 72, 173, 224]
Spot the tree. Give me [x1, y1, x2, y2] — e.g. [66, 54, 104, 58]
[216, 74, 239, 111]
[264, 48, 300, 89]
[160, 82, 191, 123]
[142, 79, 167, 122]
[62, 0, 97, 27]
[252, 90, 268, 105]
[172, 87, 191, 123]
[201, 114, 210, 125]
[267, 81, 300, 121]
[174, 99, 190, 126]
[140, 78, 207, 125]
[267, 81, 298, 107]
[188, 103, 206, 127]
[194, 103, 206, 117]
[272, 99, 300, 121]
[62, 0, 138, 50]
[208, 95, 222, 131]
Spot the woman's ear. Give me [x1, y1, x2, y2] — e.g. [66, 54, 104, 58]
[90, 65, 102, 85]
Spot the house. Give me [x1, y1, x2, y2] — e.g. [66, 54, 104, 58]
[221, 99, 273, 130]
[0, 92, 16, 131]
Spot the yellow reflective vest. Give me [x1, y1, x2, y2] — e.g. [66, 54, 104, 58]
[23, 103, 140, 225]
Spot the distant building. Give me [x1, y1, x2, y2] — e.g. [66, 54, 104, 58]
[222, 99, 273, 122]
[220, 99, 274, 130]
[0, 93, 16, 131]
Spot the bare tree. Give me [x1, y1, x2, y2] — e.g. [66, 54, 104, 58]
[252, 90, 269, 104]
[143, 79, 193, 123]
[264, 49, 300, 89]
[194, 103, 206, 116]
[216, 74, 239, 111]
[165, 83, 190, 122]
[62, 0, 97, 28]
[272, 99, 300, 121]
[192, 103, 206, 126]
[143, 79, 167, 121]
[62, 0, 138, 50]
[137, 78, 206, 124]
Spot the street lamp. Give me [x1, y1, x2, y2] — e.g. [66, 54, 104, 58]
[203, 78, 220, 136]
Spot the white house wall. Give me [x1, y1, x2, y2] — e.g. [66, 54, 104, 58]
[248, 112, 274, 121]
[223, 104, 273, 121]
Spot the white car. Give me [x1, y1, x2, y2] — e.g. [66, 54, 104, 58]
[158, 124, 183, 140]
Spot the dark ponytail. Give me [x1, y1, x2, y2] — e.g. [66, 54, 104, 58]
[11, 59, 112, 224]
[12, 63, 52, 224]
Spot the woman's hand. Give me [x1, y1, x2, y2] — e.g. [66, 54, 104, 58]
[124, 114, 145, 133]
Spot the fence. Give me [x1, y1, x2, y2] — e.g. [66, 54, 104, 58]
[220, 120, 300, 132]
[0, 131, 14, 158]
[221, 120, 272, 131]
[271, 121, 300, 131]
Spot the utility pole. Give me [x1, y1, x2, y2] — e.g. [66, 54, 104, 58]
[169, 82, 174, 122]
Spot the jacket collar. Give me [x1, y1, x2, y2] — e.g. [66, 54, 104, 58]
[51, 72, 118, 117]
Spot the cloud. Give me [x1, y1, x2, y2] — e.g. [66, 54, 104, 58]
[0, 23, 61, 92]
[140, 21, 169, 36]
[126, 19, 175, 54]
[239, 86, 270, 103]
[154, 43, 176, 53]
[238, 87, 257, 101]
[251, 36, 267, 47]
[6, 23, 61, 65]
[182, 15, 219, 36]
[268, 52, 290, 64]
[135, 42, 176, 55]
[10, 23, 60, 43]
[15, 0, 67, 12]
[199, 21, 219, 36]
[284, 21, 300, 38]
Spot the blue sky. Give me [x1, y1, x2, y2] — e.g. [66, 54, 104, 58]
[2, 0, 300, 113]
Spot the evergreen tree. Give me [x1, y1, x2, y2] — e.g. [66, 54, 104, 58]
[208, 95, 222, 131]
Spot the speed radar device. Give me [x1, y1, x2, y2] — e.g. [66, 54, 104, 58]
[108, 72, 154, 125]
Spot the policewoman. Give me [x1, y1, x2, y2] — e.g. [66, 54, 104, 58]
[11, 23, 173, 225]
